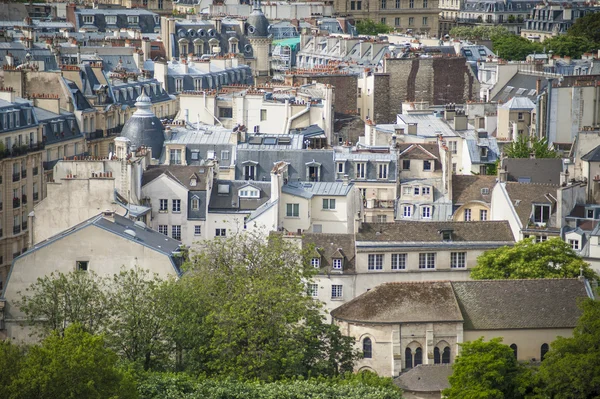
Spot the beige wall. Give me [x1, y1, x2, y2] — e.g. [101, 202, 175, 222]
[453, 202, 490, 222]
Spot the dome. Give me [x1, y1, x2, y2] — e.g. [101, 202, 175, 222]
[247, 0, 270, 37]
[120, 94, 165, 159]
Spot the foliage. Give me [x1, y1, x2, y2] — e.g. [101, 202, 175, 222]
[165, 232, 360, 379]
[7, 324, 138, 399]
[543, 35, 597, 59]
[492, 34, 543, 61]
[443, 337, 532, 399]
[0, 340, 25, 392]
[504, 134, 557, 159]
[537, 299, 600, 398]
[567, 12, 600, 44]
[15, 270, 110, 338]
[356, 19, 392, 35]
[471, 237, 598, 280]
[449, 26, 510, 40]
[136, 372, 404, 399]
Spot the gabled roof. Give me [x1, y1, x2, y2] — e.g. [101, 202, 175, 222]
[302, 233, 356, 273]
[142, 165, 209, 190]
[503, 158, 563, 184]
[395, 365, 452, 393]
[582, 144, 600, 162]
[398, 143, 440, 160]
[452, 175, 497, 204]
[503, 182, 559, 228]
[500, 96, 535, 110]
[208, 179, 271, 212]
[331, 281, 463, 324]
[452, 279, 591, 330]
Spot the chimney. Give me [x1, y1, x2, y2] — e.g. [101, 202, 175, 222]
[444, 103, 456, 120]
[141, 37, 152, 61]
[407, 123, 417, 135]
[342, 174, 349, 186]
[453, 111, 468, 131]
[154, 58, 168, 92]
[5, 53, 14, 67]
[498, 166, 507, 183]
[560, 170, 570, 186]
[391, 133, 397, 149]
[536, 78, 541, 95]
[164, 126, 172, 140]
[0, 87, 15, 103]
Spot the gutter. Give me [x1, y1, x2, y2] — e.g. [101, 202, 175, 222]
[283, 103, 311, 135]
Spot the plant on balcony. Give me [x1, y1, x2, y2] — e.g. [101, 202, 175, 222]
[507, 15, 516, 23]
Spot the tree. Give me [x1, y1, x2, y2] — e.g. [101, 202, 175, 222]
[543, 35, 596, 58]
[450, 26, 510, 40]
[443, 337, 532, 399]
[504, 135, 557, 159]
[7, 324, 137, 399]
[356, 19, 392, 35]
[165, 232, 359, 379]
[106, 267, 170, 371]
[0, 341, 25, 392]
[538, 299, 600, 398]
[492, 34, 543, 61]
[15, 270, 110, 338]
[471, 237, 598, 280]
[568, 12, 600, 43]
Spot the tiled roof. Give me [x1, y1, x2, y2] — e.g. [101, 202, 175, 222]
[330, 281, 463, 324]
[503, 182, 559, 227]
[398, 143, 440, 160]
[142, 165, 210, 190]
[356, 221, 515, 243]
[452, 279, 591, 330]
[395, 365, 452, 392]
[302, 233, 356, 273]
[452, 175, 497, 204]
[504, 158, 564, 184]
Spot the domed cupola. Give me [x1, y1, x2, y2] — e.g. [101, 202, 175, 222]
[119, 93, 165, 159]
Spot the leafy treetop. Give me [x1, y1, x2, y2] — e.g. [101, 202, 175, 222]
[503, 135, 557, 159]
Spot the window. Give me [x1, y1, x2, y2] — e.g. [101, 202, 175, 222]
[260, 109, 267, 121]
[377, 215, 387, 223]
[510, 344, 518, 359]
[405, 348, 413, 369]
[421, 206, 431, 219]
[533, 205, 551, 224]
[423, 16, 428, 25]
[351, 0, 356, 9]
[536, 235, 548, 243]
[409, 0, 414, 7]
[240, 189, 260, 198]
[403, 205, 412, 217]
[83, 15, 94, 24]
[391, 253, 406, 270]
[480, 209, 488, 221]
[414, 347, 423, 366]
[357, 1, 361, 9]
[127, 16, 139, 24]
[158, 225, 168, 235]
[244, 165, 256, 180]
[422, 187, 431, 195]
[159, 199, 168, 212]
[378, 163, 388, 179]
[363, 338, 373, 358]
[408, 16, 415, 25]
[308, 283, 318, 297]
[396, 0, 400, 7]
[569, 239, 580, 250]
[395, 17, 400, 25]
[402, 159, 411, 170]
[194, 225, 201, 236]
[518, 112, 524, 120]
[175, 79, 183, 92]
[76, 260, 88, 271]
[216, 228, 226, 237]
[449, 141, 457, 154]
[464, 208, 472, 221]
[423, 160, 432, 171]
[311, 257, 321, 268]
[435, 347, 450, 363]
[169, 149, 182, 165]
[414, 187, 420, 195]
[541, 343, 549, 361]
[221, 150, 230, 160]
[403, 187, 411, 196]
[355, 162, 366, 179]
[158, 0, 163, 9]
[337, 162, 345, 175]
[331, 284, 343, 299]
[419, 253, 435, 269]
[286, 203, 300, 217]
[368, 254, 384, 270]
[191, 197, 200, 211]
[381, 0, 386, 8]
[323, 199, 336, 210]
[333, 258, 343, 269]
[172, 199, 181, 212]
[381, 17, 386, 24]
[171, 225, 181, 240]
[451, 252, 466, 268]
[423, 0, 428, 6]
[219, 107, 233, 118]
[106, 15, 117, 24]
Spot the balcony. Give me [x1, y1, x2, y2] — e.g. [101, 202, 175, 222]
[13, 225, 20, 235]
[21, 169, 26, 178]
[0, 143, 44, 160]
[22, 195, 27, 205]
[22, 221, 27, 231]
[106, 126, 123, 136]
[373, 200, 395, 209]
[86, 130, 105, 140]
[87, 126, 123, 140]
[12, 172, 20, 182]
[13, 197, 20, 208]
[33, 192, 39, 201]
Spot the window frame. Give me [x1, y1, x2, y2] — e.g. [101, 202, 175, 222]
[418, 252, 436, 269]
[159, 199, 168, 212]
[311, 257, 321, 268]
[368, 254, 384, 270]
[450, 252, 466, 268]
[332, 258, 343, 269]
[331, 284, 343, 299]
[286, 203, 300, 217]
[322, 198, 336, 210]
[194, 225, 201, 236]
[172, 199, 181, 213]
[171, 225, 181, 240]
[158, 225, 168, 235]
[391, 253, 407, 270]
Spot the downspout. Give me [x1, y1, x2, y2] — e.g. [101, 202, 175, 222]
[545, 78, 554, 143]
[204, 92, 222, 126]
[284, 103, 311, 134]
[535, 92, 543, 138]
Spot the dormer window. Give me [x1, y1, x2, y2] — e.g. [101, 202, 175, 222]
[190, 177, 197, 187]
[83, 15, 94, 24]
[332, 258, 343, 269]
[191, 196, 200, 210]
[127, 16, 139, 24]
[533, 204, 551, 225]
[239, 188, 260, 198]
[311, 257, 321, 268]
[480, 146, 488, 158]
[423, 160, 432, 171]
[106, 15, 117, 24]
[439, 229, 453, 241]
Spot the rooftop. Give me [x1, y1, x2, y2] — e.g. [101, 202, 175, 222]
[452, 175, 497, 204]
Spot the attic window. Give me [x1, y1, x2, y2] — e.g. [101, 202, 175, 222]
[439, 229, 453, 241]
[239, 188, 260, 198]
[190, 177, 197, 186]
[481, 188, 489, 195]
[218, 184, 230, 194]
[311, 257, 320, 268]
[191, 151, 200, 160]
[332, 258, 343, 269]
[533, 204, 551, 224]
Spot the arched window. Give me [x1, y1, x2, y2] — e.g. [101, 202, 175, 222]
[442, 347, 451, 364]
[541, 343, 549, 361]
[414, 347, 423, 366]
[434, 347, 441, 364]
[363, 338, 372, 359]
[405, 348, 413, 369]
[510, 344, 518, 359]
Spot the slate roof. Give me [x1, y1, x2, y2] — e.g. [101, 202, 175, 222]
[452, 279, 591, 330]
[501, 96, 536, 110]
[503, 182, 559, 228]
[503, 158, 564, 184]
[302, 233, 356, 273]
[0, 42, 57, 71]
[330, 281, 464, 324]
[356, 221, 515, 243]
[395, 365, 452, 393]
[142, 165, 210, 190]
[399, 143, 440, 160]
[282, 181, 353, 198]
[208, 180, 271, 212]
[452, 175, 497, 204]
[36, 107, 83, 146]
[582, 145, 600, 162]
[492, 73, 548, 103]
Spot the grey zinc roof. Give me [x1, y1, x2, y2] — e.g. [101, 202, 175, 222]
[188, 191, 207, 220]
[501, 96, 536, 110]
[283, 181, 353, 198]
[395, 365, 452, 393]
[120, 113, 165, 158]
[492, 73, 548, 103]
[504, 158, 564, 184]
[582, 145, 600, 162]
[208, 180, 271, 212]
[331, 281, 464, 324]
[142, 165, 210, 190]
[395, 113, 461, 137]
[452, 279, 592, 330]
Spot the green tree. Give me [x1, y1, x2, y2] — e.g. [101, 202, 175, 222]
[567, 12, 600, 43]
[443, 337, 532, 399]
[450, 26, 510, 40]
[106, 267, 170, 371]
[356, 19, 392, 35]
[8, 324, 137, 399]
[0, 340, 25, 392]
[504, 135, 557, 158]
[492, 34, 543, 60]
[15, 270, 110, 338]
[538, 299, 600, 398]
[471, 237, 598, 280]
[543, 35, 596, 58]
